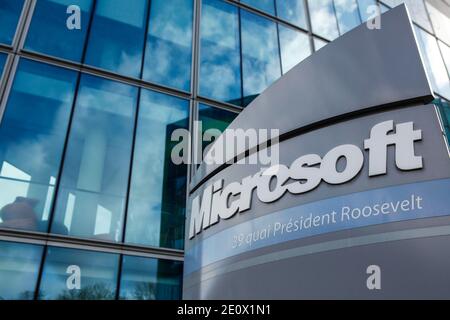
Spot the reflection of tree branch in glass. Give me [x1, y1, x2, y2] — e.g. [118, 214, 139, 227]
[0, 197, 39, 231]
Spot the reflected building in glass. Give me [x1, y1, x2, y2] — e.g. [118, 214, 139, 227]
[0, 0, 449, 300]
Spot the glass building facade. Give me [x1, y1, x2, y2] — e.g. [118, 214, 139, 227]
[0, 0, 449, 300]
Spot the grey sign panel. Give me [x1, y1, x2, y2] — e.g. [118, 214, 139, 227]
[191, 5, 434, 190]
[184, 5, 450, 299]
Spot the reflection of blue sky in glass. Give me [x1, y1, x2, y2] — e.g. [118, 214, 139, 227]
[52, 75, 137, 242]
[0, 241, 43, 300]
[308, 0, 339, 40]
[0, 60, 77, 233]
[0, 53, 6, 77]
[357, 0, 377, 22]
[143, 0, 193, 91]
[119, 255, 182, 300]
[241, 0, 275, 15]
[84, 0, 148, 77]
[126, 90, 189, 250]
[199, 0, 241, 105]
[279, 26, 311, 74]
[334, 0, 361, 34]
[38, 247, 119, 300]
[25, 0, 93, 62]
[0, 0, 24, 45]
[314, 37, 328, 51]
[241, 10, 281, 104]
[276, 0, 307, 29]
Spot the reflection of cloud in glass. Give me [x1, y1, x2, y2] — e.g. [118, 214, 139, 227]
[199, 0, 241, 103]
[143, 0, 193, 91]
[308, 0, 339, 40]
[279, 26, 311, 74]
[0, 61, 76, 229]
[126, 90, 188, 248]
[334, 0, 360, 34]
[0, 242, 42, 300]
[426, 2, 450, 46]
[241, 10, 281, 97]
[415, 26, 450, 99]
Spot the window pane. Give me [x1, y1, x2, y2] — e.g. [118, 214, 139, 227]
[439, 40, 450, 79]
[199, 104, 238, 158]
[0, 53, 6, 77]
[25, 0, 93, 62]
[241, 0, 275, 15]
[427, 2, 450, 46]
[334, 0, 361, 34]
[382, 0, 433, 32]
[125, 90, 189, 250]
[119, 256, 182, 300]
[0, 0, 24, 45]
[314, 37, 328, 51]
[435, 98, 450, 145]
[38, 247, 119, 300]
[0, 241, 43, 300]
[0, 60, 77, 233]
[415, 26, 450, 99]
[199, 0, 241, 105]
[279, 26, 311, 74]
[276, 0, 307, 28]
[380, 3, 389, 13]
[143, 0, 193, 91]
[241, 10, 281, 106]
[308, 0, 339, 41]
[52, 75, 137, 242]
[84, 0, 148, 77]
[357, 0, 377, 22]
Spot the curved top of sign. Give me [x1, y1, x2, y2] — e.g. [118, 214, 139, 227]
[191, 4, 434, 191]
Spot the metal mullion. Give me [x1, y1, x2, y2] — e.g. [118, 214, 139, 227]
[331, 0, 342, 36]
[238, 6, 244, 108]
[44, 0, 97, 235]
[191, 0, 201, 100]
[0, 229, 184, 260]
[120, 0, 153, 246]
[19, 49, 192, 100]
[33, 242, 48, 300]
[0, 55, 19, 124]
[224, 0, 310, 36]
[15, 0, 37, 52]
[303, 0, 315, 51]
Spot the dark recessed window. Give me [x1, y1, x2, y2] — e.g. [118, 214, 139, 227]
[198, 104, 238, 161]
